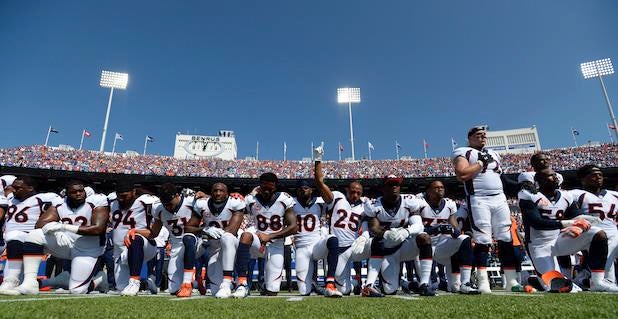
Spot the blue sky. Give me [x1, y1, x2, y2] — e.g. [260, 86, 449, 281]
[1, 1, 617, 160]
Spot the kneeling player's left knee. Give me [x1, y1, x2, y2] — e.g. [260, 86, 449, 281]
[593, 230, 607, 241]
[327, 236, 339, 250]
[416, 233, 432, 246]
[69, 284, 89, 295]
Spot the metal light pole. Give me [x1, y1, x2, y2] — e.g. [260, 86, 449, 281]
[337, 88, 361, 161]
[581, 58, 617, 140]
[99, 70, 128, 152]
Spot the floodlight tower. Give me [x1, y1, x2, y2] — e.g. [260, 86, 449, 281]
[337, 87, 361, 161]
[580, 58, 617, 140]
[99, 70, 128, 152]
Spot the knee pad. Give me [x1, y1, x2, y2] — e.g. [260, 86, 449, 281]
[6, 240, 24, 259]
[25, 229, 47, 246]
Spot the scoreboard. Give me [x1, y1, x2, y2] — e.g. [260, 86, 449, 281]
[173, 130, 237, 160]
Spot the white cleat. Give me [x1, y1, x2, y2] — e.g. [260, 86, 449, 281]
[590, 279, 618, 293]
[215, 281, 233, 299]
[476, 271, 492, 294]
[459, 282, 481, 295]
[146, 275, 158, 294]
[17, 279, 40, 295]
[232, 284, 249, 298]
[324, 283, 343, 298]
[94, 271, 109, 294]
[120, 278, 141, 296]
[0, 278, 21, 296]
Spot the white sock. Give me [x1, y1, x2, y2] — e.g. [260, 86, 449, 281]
[183, 270, 194, 284]
[22, 255, 43, 283]
[419, 259, 432, 285]
[460, 266, 472, 284]
[365, 258, 382, 287]
[591, 271, 605, 286]
[504, 269, 519, 286]
[4, 259, 23, 281]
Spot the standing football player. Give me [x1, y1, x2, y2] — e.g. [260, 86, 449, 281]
[453, 126, 521, 293]
[109, 181, 159, 296]
[519, 168, 618, 292]
[419, 180, 479, 294]
[188, 182, 246, 298]
[233, 173, 297, 297]
[293, 178, 342, 297]
[0, 176, 62, 295]
[363, 175, 435, 297]
[16, 180, 110, 294]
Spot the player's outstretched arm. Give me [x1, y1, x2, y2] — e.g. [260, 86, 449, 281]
[261, 207, 298, 242]
[75, 206, 110, 236]
[314, 161, 334, 204]
[35, 205, 61, 229]
[183, 212, 203, 235]
[368, 217, 384, 238]
[225, 210, 244, 234]
[453, 156, 483, 181]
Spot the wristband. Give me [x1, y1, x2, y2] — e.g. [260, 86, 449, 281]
[64, 224, 80, 234]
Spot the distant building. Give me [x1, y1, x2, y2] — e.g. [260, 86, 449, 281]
[484, 126, 541, 155]
[174, 130, 237, 160]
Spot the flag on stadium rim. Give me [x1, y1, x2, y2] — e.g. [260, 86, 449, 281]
[49, 127, 59, 133]
[83, 129, 91, 137]
[368, 141, 375, 150]
[609, 124, 617, 130]
[423, 139, 430, 148]
[339, 142, 344, 152]
[451, 137, 457, 149]
[115, 133, 123, 140]
[396, 141, 401, 149]
[572, 129, 580, 136]
[146, 135, 155, 142]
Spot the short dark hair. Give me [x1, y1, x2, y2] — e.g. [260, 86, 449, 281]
[17, 176, 39, 190]
[259, 172, 278, 183]
[467, 126, 486, 137]
[530, 153, 545, 167]
[158, 183, 179, 204]
[115, 180, 135, 193]
[65, 179, 86, 190]
[577, 164, 601, 179]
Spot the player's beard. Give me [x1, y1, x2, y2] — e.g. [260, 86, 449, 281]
[67, 197, 85, 209]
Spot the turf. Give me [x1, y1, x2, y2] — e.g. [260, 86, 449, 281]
[0, 292, 616, 319]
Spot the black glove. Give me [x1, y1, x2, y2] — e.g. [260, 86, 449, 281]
[521, 181, 538, 194]
[438, 224, 453, 235]
[424, 225, 441, 236]
[478, 152, 494, 167]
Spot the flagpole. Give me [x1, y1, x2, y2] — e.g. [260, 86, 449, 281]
[256, 141, 259, 160]
[311, 142, 314, 161]
[338, 142, 342, 161]
[607, 124, 614, 144]
[570, 128, 578, 147]
[395, 141, 400, 160]
[143, 136, 148, 155]
[112, 136, 118, 155]
[368, 142, 372, 160]
[44, 126, 51, 147]
[79, 130, 85, 150]
[423, 139, 428, 159]
[283, 142, 287, 161]
[451, 137, 456, 151]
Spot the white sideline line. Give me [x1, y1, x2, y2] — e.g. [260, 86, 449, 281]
[392, 295, 420, 300]
[0, 294, 116, 303]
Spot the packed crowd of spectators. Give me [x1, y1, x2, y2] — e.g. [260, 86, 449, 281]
[1, 144, 616, 179]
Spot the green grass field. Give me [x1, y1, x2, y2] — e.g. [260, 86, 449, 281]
[0, 292, 616, 319]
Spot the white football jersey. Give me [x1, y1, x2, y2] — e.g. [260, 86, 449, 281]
[328, 191, 366, 247]
[453, 147, 503, 196]
[152, 196, 196, 245]
[245, 192, 295, 238]
[518, 189, 574, 243]
[570, 189, 618, 233]
[364, 194, 425, 232]
[293, 197, 326, 248]
[419, 198, 457, 228]
[57, 194, 108, 251]
[6, 192, 62, 232]
[109, 194, 159, 246]
[194, 196, 246, 230]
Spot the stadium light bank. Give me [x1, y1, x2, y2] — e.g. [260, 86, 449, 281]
[580, 58, 617, 140]
[99, 70, 129, 152]
[337, 87, 361, 161]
